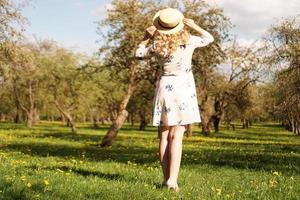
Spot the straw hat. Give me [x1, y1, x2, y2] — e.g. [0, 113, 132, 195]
[153, 8, 184, 34]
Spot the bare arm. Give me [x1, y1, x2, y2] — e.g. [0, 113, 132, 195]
[183, 18, 214, 43]
[135, 26, 157, 58]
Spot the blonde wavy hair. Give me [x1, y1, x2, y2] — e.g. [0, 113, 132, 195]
[151, 28, 190, 58]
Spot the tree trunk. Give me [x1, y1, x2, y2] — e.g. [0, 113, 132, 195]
[54, 101, 77, 134]
[242, 118, 246, 129]
[61, 114, 65, 123]
[25, 110, 33, 128]
[14, 107, 23, 123]
[33, 107, 40, 125]
[0, 113, 6, 121]
[93, 117, 100, 128]
[139, 108, 147, 130]
[101, 63, 138, 147]
[245, 119, 249, 128]
[69, 118, 77, 133]
[212, 116, 221, 133]
[64, 113, 76, 134]
[200, 107, 210, 136]
[186, 124, 193, 137]
[130, 112, 135, 127]
[139, 119, 147, 130]
[22, 79, 35, 128]
[101, 109, 129, 147]
[211, 97, 223, 133]
[198, 72, 211, 136]
[249, 119, 253, 126]
[12, 82, 24, 124]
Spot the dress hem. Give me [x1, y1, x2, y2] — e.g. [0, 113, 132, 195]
[152, 120, 201, 127]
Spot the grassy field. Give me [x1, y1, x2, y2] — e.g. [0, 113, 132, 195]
[0, 121, 299, 200]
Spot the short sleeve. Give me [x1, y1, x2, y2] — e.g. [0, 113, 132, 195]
[135, 43, 154, 58]
[189, 34, 214, 48]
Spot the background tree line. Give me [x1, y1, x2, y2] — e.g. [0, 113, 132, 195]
[0, 0, 299, 147]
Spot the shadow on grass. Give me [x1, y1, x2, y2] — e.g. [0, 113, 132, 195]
[182, 148, 300, 174]
[27, 165, 124, 181]
[0, 121, 158, 133]
[2, 140, 300, 175]
[9, 131, 157, 144]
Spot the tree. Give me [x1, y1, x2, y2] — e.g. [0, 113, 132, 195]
[0, 42, 43, 127]
[40, 42, 99, 133]
[265, 16, 300, 135]
[97, 0, 162, 147]
[209, 40, 266, 132]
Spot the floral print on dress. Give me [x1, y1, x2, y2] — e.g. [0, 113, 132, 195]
[155, 109, 161, 116]
[166, 55, 174, 63]
[179, 44, 186, 50]
[165, 84, 173, 91]
[164, 107, 171, 113]
[178, 102, 188, 111]
[191, 93, 196, 98]
[185, 68, 192, 73]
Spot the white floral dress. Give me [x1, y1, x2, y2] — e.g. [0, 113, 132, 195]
[135, 34, 214, 126]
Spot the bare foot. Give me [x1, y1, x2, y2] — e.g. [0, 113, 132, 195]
[166, 180, 180, 192]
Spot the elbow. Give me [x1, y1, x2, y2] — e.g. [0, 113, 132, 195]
[208, 34, 214, 44]
[135, 51, 145, 59]
[135, 44, 146, 59]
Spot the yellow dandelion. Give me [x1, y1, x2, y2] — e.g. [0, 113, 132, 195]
[272, 171, 279, 176]
[44, 180, 49, 186]
[20, 176, 26, 181]
[27, 183, 32, 188]
[216, 188, 222, 195]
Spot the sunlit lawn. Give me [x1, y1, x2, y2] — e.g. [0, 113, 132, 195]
[0, 121, 299, 200]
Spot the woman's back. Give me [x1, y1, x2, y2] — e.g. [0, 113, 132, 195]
[136, 34, 214, 76]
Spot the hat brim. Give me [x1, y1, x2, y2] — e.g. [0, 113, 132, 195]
[152, 10, 184, 34]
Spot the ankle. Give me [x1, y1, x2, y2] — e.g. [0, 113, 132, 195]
[166, 178, 177, 186]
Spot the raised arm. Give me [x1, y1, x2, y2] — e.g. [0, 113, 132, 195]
[183, 18, 214, 48]
[135, 26, 156, 58]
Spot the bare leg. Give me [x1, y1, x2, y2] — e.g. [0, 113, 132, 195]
[166, 125, 185, 190]
[158, 126, 170, 185]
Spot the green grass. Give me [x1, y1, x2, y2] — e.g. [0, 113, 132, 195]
[0, 121, 299, 200]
